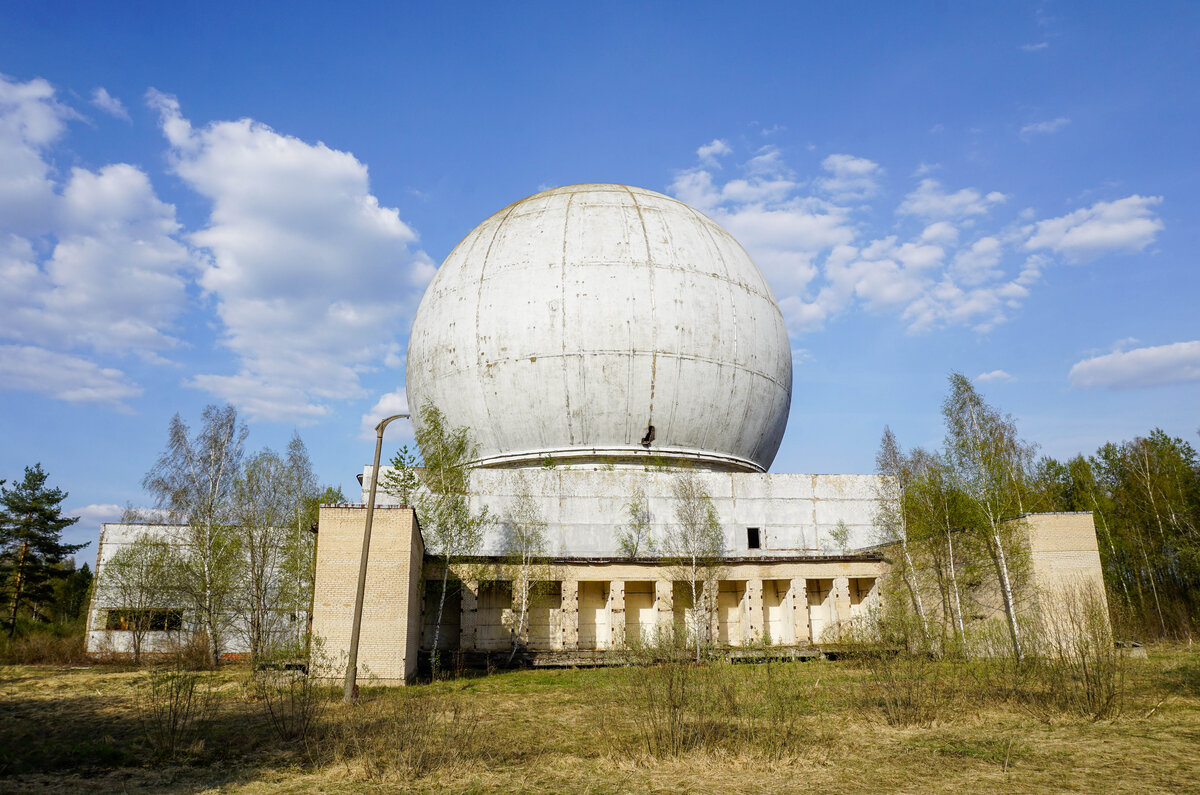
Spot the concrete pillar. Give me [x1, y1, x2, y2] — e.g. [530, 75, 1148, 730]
[746, 579, 763, 644]
[655, 579, 673, 640]
[609, 580, 625, 649]
[560, 580, 579, 650]
[459, 579, 478, 651]
[833, 576, 852, 627]
[791, 577, 810, 645]
[702, 579, 719, 648]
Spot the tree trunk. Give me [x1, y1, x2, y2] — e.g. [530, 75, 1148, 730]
[7, 539, 27, 638]
[431, 559, 451, 678]
[989, 527, 1022, 661]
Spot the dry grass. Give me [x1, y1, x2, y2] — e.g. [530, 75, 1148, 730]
[0, 646, 1198, 793]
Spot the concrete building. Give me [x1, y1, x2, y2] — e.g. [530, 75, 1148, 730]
[309, 185, 1109, 684]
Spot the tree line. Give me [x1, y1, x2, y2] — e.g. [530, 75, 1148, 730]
[877, 372, 1200, 654]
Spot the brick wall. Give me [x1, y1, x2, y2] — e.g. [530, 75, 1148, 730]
[310, 505, 424, 684]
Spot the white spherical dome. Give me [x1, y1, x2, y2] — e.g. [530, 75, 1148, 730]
[406, 184, 792, 472]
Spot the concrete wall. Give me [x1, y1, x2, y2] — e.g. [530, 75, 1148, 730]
[310, 505, 425, 685]
[366, 467, 883, 556]
[428, 556, 884, 653]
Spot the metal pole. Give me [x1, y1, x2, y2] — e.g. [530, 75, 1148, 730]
[343, 412, 410, 703]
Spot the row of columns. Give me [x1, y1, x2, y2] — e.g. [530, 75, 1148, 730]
[455, 576, 859, 652]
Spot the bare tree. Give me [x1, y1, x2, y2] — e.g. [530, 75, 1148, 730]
[381, 403, 492, 677]
[616, 485, 654, 558]
[232, 447, 292, 664]
[503, 476, 551, 663]
[96, 534, 178, 664]
[143, 404, 247, 666]
[661, 472, 725, 662]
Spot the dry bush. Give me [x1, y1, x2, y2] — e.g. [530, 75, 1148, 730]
[255, 641, 336, 748]
[0, 632, 87, 665]
[841, 610, 946, 727]
[1021, 581, 1127, 722]
[319, 694, 483, 780]
[137, 651, 219, 760]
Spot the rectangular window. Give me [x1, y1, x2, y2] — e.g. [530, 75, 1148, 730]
[105, 608, 183, 632]
[747, 527, 761, 549]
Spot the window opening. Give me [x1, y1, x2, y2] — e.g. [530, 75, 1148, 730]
[747, 527, 761, 549]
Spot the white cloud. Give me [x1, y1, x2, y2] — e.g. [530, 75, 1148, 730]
[0, 75, 73, 235]
[696, 138, 731, 166]
[817, 154, 882, 201]
[0, 75, 196, 408]
[90, 87, 129, 121]
[667, 139, 1166, 337]
[976, 369, 1014, 383]
[69, 502, 124, 530]
[1020, 117, 1069, 140]
[1026, 195, 1163, 262]
[1021, 42, 1050, 52]
[149, 91, 435, 421]
[360, 388, 412, 440]
[1069, 341, 1200, 389]
[0, 344, 141, 408]
[897, 179, 1007, 220]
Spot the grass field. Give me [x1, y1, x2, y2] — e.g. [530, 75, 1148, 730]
[1, 646, 1198, 793]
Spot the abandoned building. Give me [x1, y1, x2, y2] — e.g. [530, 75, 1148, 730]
[81, 185, 1105, 670]
[308, 185, 1108, 684]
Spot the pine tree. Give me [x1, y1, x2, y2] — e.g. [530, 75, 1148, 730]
[1, 464, 85, 637]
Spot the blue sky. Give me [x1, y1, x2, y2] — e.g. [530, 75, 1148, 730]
[2, 2, 1198, 550]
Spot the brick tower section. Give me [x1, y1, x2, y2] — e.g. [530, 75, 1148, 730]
[310, 504, 425, 685]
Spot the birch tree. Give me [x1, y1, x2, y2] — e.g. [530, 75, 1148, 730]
[616, 485, 654, 558]
[504, 477, 551, 662]
[661, 471, 725, 662]
[143, 404, 247, 666]
[942, 372, 1033, 661]
[381, 403, 492, 677]
[874, 427, 929, 643]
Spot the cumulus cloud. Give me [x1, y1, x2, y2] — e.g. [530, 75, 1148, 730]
[817, 154, 882, 201]
[149, 91, 435, 421]
[0, 345, 142, 408]
[897, 179, 1007, 220]
[696, 138, 731, 166]
[976, 369, 1014, 383]
[1026, 195, 1163, 262]
[0, 75, 195, 407]
[1069, 341, 1200, 389]
[668, 140, 1164, 336]
[360, 388, 412, 440]
[90, 87, 129, 121]
[1020, 117, 1069, 140]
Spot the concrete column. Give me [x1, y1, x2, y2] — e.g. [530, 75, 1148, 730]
[746, 579, 763, 644]
[560, 580, 579, 650]
[459, 579, 478, 651]
[833, 576, 852, 627]
[791, 578, 810, 645]
[655, 579, 673, 640]
[608, 580, 625, 649]
[702, 579, 719, 648]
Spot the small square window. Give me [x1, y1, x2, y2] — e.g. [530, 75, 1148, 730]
[747, 527, 761, 549]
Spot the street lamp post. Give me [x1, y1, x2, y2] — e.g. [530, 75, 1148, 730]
[343, 412, 410, 703]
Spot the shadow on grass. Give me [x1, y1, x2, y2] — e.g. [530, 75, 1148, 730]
[0, 682, 302, 792]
